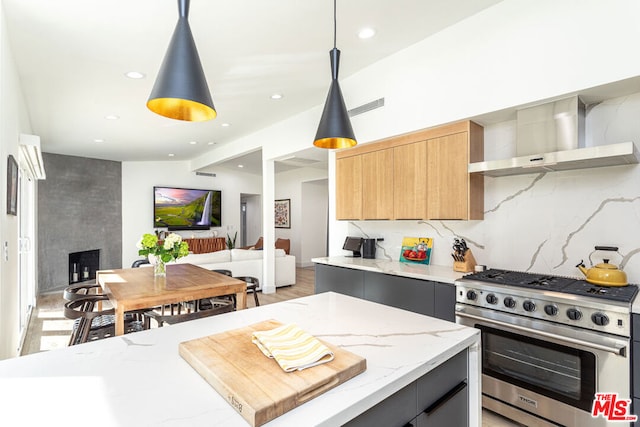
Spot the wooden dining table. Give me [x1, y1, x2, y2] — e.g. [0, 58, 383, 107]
[97, 263, 247, 336]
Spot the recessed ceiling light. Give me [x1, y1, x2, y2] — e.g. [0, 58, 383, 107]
[125, 71, 145, 79]
[271, 93, 283, 100]
[189, 141, 198, 145]
[168, 153, 175, 157]
[104, 115, 119, 120]
[358, 28, 376, 39]
[221, 123, 230, 127]
[237, 164, 244, 168]
[207, 142, 215, 145]
[94, 138, 104, 143]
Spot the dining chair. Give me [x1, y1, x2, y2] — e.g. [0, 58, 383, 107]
[131, 258, 150, 268]
[144, 298, 234, 327]
[233, 276, 260, 307]
[64, 295, 145, 345]
[193, 269, 235, 311]
[63, 282, 100, 301]
[64, 281, 149, 326]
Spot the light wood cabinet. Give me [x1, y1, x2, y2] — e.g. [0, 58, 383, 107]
[426, 122, 484, 220]
[394, 140, 428, 219]
[336, 155, 362, 220]
[426, 132, 469, 219]
[335, 120, 483, 221]
[362, 149, 394, 219]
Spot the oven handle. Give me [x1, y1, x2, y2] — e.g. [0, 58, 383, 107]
[456, 311, 627, 356]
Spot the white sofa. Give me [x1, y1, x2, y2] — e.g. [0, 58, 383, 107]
[157, 249, 296, 290]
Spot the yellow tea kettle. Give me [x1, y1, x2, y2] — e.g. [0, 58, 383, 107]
[576, 246, 628, 287]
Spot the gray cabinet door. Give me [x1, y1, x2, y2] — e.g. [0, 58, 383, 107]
[314, 264, 365, 298]
[415, 383, 467, 427]
[343, 381, 417, 427]
[434, 282, 455, 322]
[364, 272, 435, 316]
[416, 349, 468, 427]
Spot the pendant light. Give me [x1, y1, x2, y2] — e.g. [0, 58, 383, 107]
[147, 0, 216, 122]
[313, 0, 357, 149]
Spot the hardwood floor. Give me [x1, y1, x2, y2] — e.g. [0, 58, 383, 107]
[19, 265, 517, 427]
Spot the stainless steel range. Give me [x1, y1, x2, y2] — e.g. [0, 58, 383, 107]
[455, 268, 638, 427]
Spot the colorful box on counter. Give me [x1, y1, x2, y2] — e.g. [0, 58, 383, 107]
[399, 237, 433, 264]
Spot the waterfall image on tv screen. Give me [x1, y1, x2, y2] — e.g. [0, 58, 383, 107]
[154, 187, 221, 230]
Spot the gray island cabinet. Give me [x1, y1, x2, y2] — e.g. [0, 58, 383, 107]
[314, 258, 462, 322]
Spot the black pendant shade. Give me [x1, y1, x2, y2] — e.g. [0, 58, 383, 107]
[314, 48, 356, 149]
[313, 0, 356, 149]
[147, 0, 216, 122]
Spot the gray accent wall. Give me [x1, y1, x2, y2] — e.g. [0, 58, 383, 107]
[38, 153, 122, 294]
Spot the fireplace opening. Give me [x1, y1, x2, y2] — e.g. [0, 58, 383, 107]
[69, 249, 100, 284]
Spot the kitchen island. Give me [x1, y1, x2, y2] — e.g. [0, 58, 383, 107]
[0, 292, 480, 426]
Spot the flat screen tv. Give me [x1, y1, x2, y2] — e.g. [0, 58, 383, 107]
[153, 186, 222, 231]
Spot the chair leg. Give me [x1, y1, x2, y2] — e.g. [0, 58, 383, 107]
[252, 290, 260, 307]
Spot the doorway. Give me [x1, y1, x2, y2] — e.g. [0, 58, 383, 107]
[18, 169, 37, 352]
[240, 193, 262, 248]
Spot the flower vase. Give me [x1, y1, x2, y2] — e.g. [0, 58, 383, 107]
[154, 259, 166, 277]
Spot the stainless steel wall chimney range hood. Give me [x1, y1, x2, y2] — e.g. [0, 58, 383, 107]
[468, 96, 639, 177]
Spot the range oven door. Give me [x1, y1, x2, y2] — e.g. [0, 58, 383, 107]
[456, 304, 630, 427]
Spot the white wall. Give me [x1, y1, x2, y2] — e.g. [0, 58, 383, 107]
[275, 167, 328, 266]
[121, 161, 262, 267]
[0, 4, 33, 359]
[301, 179, 328, 267]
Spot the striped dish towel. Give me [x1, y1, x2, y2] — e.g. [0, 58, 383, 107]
[252, 323, 334, 372]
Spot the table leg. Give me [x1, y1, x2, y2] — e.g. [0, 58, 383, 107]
[236, 291, 247, 310]
[115, 306, 125, 336]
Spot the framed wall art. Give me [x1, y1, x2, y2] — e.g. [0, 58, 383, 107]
[274, 199, 290, 228]
[7, 155, 18, 216]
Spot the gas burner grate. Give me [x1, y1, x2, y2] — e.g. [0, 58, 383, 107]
[562, 281, 639, 303]
[464, 268, 575, 289]
[462, 268, 639, 303]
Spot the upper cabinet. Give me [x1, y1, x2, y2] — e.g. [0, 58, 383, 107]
[362, 149, 394, 219]
[394, 140, 428, 219]
[335, 155, 362, 220]
[335, 120, 484, 221]
[427, 122, 484, 220]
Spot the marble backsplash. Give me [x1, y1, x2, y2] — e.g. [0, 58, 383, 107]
[347, 92, 640, 283]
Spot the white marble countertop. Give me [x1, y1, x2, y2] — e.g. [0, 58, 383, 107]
[312, 256, 468, 285]
[0, 292, 480, 426]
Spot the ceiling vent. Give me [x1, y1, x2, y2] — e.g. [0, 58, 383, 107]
[195, 171, 216, 177]
[348, 98, 384, 117]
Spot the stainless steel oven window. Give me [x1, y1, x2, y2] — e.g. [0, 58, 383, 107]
[479, 325, 596, 411]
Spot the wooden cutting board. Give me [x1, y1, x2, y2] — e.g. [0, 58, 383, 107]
[179, 319, 367, 427]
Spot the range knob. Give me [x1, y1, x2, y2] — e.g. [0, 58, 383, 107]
[522, 300, 536, 312]
[466, 290, 477, 301]
[591, 313, 609, 326]
[567, 308, 582, 321]
[486, 293, 498, 305]
[544, 304, 559, 316]
[503, 297, 516, 309]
